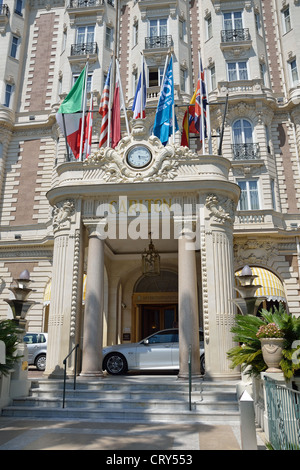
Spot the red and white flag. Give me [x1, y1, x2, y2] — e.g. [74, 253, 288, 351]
[84, 93, 93, 158]
[99, 63, 112, 148]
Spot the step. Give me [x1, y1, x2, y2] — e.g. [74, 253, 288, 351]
[1, 377, 240, 423]
[2, 405, 240, 423]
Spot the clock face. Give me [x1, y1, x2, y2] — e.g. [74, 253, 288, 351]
[126, 146, 152, 169]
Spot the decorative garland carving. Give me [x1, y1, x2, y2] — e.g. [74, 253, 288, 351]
[52, 199, 75, 233]
[84, 133, 197, 183]
[205, 194, 235, 225]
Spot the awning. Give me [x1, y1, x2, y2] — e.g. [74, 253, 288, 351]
[235, 267, 286, 302]
[43, 275, 87, 305]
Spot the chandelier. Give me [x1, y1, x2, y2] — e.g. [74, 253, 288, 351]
[142, 235, 160, 276]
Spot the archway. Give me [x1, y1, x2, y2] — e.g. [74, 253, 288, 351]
[132, 270, 178, 340]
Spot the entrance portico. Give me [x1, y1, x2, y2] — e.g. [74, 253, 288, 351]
[45, 120, 240, 381]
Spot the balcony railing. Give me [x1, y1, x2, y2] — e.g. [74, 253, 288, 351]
[0, 4, 9, 16]
[70, 42, 98, 56]
[232, 143, 260, 160]
[68, 0, 114, 6]
[69, 0, 103, 7]
[145, 35, 173, 49]
[221, 28, 250, 42]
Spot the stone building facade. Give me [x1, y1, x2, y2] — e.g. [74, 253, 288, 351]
[0, 0, 299, 379]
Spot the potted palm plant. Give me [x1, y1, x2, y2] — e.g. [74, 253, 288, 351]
[227, 304, 300, 380]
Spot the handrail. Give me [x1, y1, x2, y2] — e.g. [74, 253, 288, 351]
[62, 343, 79, 408]
[188, 344, 192, 411]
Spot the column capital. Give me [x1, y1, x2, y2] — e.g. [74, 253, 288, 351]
[83, 217, 107, 238]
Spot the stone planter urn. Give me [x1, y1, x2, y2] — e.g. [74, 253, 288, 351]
[260, 338, 285, 372]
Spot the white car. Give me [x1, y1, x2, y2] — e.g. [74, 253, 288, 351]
[102, 328, 205, 375]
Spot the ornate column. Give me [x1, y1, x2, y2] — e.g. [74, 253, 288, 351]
[81, 222, 105, 377]
[45, 199, 83, 378]
[177, 227, 201, 379]
[200, 192, 240, 380]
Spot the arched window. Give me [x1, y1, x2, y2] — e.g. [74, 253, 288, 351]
[232, 119, 259, 159]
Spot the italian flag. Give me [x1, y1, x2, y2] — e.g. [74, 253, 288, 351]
[56, 67, 87, 160]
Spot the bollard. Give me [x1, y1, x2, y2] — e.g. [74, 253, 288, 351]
[239, 390, 257, 450]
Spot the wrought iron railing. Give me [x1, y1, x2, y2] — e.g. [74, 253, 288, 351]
[232, 143, 260, 160]
[145, 35, 173, 49]
[221, 28, 250, 42]
[69, 0, 103, 7]
[264, 376, 300, 450]
[71, 42, 98, 56]
[62, 344, 79, 408]
[0, 4, 9, 16]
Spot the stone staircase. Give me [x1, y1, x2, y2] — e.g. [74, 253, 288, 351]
[1, 375, 240, 423]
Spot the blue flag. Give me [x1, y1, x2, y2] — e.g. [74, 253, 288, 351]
[153, 56, 178, 145]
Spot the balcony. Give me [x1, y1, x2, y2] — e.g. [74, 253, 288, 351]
[69, 42, 98, 65]
[221, 28, 250, 42]
[68, 0, 103, 7]
[232, 143, 260, 160]
[220, 28, 251, 53]
[0, 4, 9, 34]
[145, 35, 173, 50]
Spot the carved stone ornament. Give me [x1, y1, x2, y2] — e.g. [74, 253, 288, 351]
[205, 194, 235, 225]
[52, 200, 75, 232]
[84, 118, 197, 183]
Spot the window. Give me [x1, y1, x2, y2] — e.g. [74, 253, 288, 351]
[148, 66, 164, 87]
[233, 119, 253, 144]
[260, 62, 267, 86]
[10, 36, 19, 59]
[265, 125, 271, 153]
[76, 25, 95, 44]
[15, 0, 23, 16]
[73, 73, 93, 93]
[227, 61, 248, 81]
[133, 21, 138, 47]
[179, 19, 187, 41]
[205, 15, 212, 40]
[289, 59, 299, 86]
[4, 83, 13, 108]
[282, 7, 291, 33]
[238, 180, 260, 210]
[223, 11, 243, 30]
[209, 65, 216, 90]
[180, 68, 187, 91]
[105, 26, 113, 49]
[149, 18, 168, 38]
[255, 12, 262, 35]
[271, 179, 276, 210]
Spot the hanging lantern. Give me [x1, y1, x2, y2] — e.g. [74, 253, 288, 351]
[142, 236, 160, 276]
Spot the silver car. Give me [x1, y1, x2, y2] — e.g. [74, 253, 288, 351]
[102, 328, 205, 375]
[23, 332, 47, 371]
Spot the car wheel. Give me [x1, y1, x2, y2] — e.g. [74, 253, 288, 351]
[35, 354, 46, 371]
[200, 355, 205, 375]
[104, 353, 128, 375]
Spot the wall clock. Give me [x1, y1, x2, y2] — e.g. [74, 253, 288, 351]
[126, 145, 152, 169]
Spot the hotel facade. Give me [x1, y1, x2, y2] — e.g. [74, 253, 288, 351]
[0, 0, 300, 380]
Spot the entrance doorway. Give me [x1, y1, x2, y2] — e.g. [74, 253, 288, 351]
[141, 304, 177, 338]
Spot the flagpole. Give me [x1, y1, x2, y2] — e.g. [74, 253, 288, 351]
[62, 113, 70, 161]
[140, 52, 144, 119]
[116, 58, 130, 135]
[107, 55, 114, 147]
[198, 51, 206, 155]
[79, 60, 89, 161]
[204, 68, 212, 154]
[171, 52, 175, 144]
